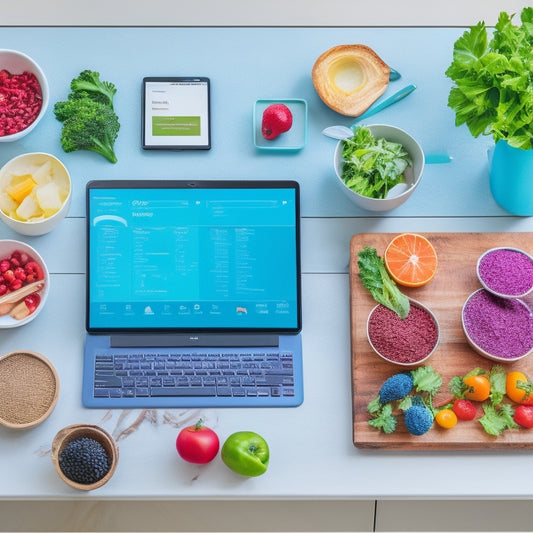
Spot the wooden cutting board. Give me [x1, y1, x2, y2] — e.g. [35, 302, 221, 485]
[350, 232, 533, 449]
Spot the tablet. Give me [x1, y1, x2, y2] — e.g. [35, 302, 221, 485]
[142, 77, 211, 150]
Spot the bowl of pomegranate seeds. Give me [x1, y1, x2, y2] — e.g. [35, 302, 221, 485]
[0, 240, 49, 328]
[0, 49, 49, 142]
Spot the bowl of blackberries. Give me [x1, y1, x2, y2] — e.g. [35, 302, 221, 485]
[51, 424, 118, 491]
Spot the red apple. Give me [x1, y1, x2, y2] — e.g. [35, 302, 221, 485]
[262, 104, 293, 140]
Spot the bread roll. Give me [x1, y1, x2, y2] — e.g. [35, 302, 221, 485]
[312, 44, 390, 116]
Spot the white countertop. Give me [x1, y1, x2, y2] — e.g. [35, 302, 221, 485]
[2, 25, 533, 500]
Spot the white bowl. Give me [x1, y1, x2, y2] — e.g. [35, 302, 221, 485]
[476, 247, 533, 299]
[0, 240, 49, 328]
[462, 288, 533, 363]
[366, 298, 440, 367]
[0, 152, 71, 236]
[334, 124, 425, 212]
[0, 49, 49, 142]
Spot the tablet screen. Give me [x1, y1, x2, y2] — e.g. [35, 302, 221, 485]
[142, 77, 211, 150]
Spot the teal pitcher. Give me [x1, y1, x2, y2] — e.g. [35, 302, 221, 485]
[489, 140, 533, 216]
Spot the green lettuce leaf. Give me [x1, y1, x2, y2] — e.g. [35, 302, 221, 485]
[357, 247, 410, 319]
[341, 126, 412, 199]
[445, 7, 533, 149]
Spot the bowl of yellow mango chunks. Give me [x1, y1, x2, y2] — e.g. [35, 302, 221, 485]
[0, 152, 71, 236]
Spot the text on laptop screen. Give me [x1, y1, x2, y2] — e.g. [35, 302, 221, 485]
[87, 183, 300, 332]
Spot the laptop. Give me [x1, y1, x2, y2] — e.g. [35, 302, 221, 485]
[83, 179, 303, 408]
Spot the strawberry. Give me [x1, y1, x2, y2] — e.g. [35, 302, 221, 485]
[24, 261, 44, 281]
[14, 267, 26, 281]
[514, 405, 533, 429]
[261, 103, 293, 140]
[24, 293, 41, 314]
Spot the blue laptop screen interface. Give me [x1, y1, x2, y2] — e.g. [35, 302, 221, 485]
[87, 184, 300, 332]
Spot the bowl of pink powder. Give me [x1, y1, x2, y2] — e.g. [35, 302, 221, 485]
[462, 288, 533, 363]
[0, 49, 49, 142]
[366, 299, 440, 367]
[477, 247, 533, 298]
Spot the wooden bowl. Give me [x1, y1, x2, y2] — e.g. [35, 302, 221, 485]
[51, 424, 119, 491]
[0, 350, 59, 429]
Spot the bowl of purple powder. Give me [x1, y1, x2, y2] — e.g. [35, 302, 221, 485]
[462, 288, 533, 363]
[477, 247, 533, 298]
[366, 299, 440, 367]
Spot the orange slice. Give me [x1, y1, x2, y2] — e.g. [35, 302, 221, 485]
[384, 233, 438, 287]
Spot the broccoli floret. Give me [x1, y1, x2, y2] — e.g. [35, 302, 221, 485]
[379, 372, 414, 404]
[54, 97, 120, 163]
[70, 70, 117, 108]
[404, 405, 434, 436]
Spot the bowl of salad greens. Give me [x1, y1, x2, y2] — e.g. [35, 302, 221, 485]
[334, 124, 424, 211]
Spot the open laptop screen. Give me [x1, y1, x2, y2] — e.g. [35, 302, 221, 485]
[86, 180, 301, 333]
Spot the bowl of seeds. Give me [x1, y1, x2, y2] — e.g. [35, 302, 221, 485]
[0, 350, 59, 429]
[51, 424, 119, 491]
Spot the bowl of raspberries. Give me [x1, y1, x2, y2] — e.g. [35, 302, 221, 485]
[0, 240, 49, 328]
[51, 424, 119, 491]
[0, 49, 49, 142]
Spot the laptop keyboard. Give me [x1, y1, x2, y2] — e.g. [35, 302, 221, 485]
[92, 350, 295, 400]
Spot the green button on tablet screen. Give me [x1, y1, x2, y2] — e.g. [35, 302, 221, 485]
[152, 116, 201, 136]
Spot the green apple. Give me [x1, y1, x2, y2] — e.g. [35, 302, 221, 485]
[221, 431, 269, 477]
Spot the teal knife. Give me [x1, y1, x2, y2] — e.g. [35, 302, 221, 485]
[322, 83, 417, 140]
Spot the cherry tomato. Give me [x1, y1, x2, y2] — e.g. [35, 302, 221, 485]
[506, 371, 533, 405]
[514, 405, 533, 429]
[435, 409, 458, 429]
[176, 420, 220, 464]
[452, 398, 477, 421]
[463, 375, 491, 402]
